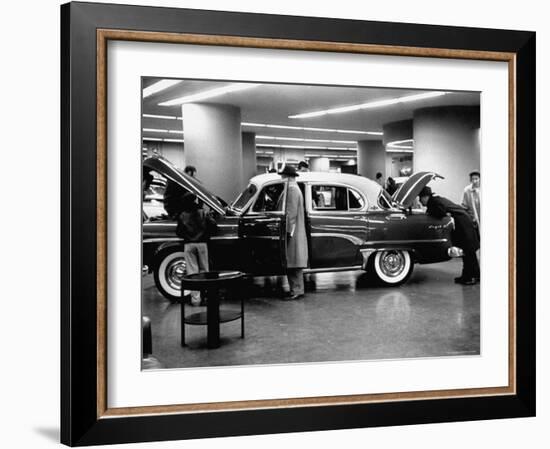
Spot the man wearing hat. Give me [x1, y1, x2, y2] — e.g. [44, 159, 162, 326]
[279, 165, 308, 300]
[418, 186, 480, 285]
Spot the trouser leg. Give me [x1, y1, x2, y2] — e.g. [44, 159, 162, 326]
[287, 268, 304, 296]
[461, 250, 477, 280]
[184, 244, 201, 305]
[196, 243, 210, 272]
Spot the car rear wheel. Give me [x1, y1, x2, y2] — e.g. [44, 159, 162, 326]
[153, 248, 187, 302]
[369, 249, 413, 286]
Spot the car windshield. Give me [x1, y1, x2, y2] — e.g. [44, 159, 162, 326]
[231, 183, 258, 211]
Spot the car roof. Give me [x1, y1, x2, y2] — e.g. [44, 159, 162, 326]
[249, 171, 382, 203]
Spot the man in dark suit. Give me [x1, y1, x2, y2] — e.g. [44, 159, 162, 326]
[418, 186, 480, 285]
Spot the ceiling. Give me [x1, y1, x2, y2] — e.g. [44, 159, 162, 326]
[141, 77, 480, 158]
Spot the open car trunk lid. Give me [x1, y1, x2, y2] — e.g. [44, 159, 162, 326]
[392, 171, 444, 208]
[143, 156, 226, 215]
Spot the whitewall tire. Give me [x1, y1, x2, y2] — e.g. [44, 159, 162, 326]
[370, 250, 413, 286]
[153, 249, 187, 302]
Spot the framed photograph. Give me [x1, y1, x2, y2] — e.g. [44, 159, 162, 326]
[61, 1, 535, 446]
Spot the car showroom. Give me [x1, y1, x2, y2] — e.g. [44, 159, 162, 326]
[140, 77, 481, 370]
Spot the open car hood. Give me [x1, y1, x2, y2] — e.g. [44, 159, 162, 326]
[143, 156, 226, 215]
[391, 171, 444, 208]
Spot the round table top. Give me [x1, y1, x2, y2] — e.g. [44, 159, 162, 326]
[181, 270, 244, 289]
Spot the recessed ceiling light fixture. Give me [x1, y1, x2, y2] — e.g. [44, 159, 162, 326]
[159, 83, 260, 106]
[256, 135, 356, 145]
[143, 128, 168, 133]
[288, 92, 447, 119]
[387, 145, 414, 150]
[163, 138, 184, 143]
[143, 114, 182, 120]
[386, 138, 414, 150]
[387, 139, 414, 146]
[257, 143, 355, 151]
[242, 122, 382, 135]
[143, 80, 182, 99]
[142, 128, 184, 135]
[142, 137, 184, 143]
[386, 149, 414, 153]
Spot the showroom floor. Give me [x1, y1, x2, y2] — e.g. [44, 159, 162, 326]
[142, 259, 480, 369]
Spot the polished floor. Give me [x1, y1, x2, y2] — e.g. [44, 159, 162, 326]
[142, 259, 480, 369]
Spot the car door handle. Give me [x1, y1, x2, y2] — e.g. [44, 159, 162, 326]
[386, 214, 406, 221]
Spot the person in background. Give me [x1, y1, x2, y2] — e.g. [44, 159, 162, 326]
[164, 166, 199, 218]
[462, 170, 481, 238]
[418, 186, 480, 285]
[386, 177, 398, 195]
[142, 168, 154, 199]
[184, 165, 197, 178]
[375, 172, 384, 187]
[279, 165, 308, 300]
[297, 161, 310, 172]
[142, 168, 155, 274]
[176, 192, 217, 306]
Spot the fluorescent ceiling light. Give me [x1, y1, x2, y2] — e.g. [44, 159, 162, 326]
[159, 83, 260, 106]
[143, 80, 182, 99]
[242, 122, 382, 135]
[387, 145, 413, 150]
[387, 139, 414, 146]
[289, 92, 447, 119]
[163, 138, 184, 143]
[143, 128, 184, 134]
[143, 128, 168, 133]
[142, 137, 184, 143]
[257, 143, 355, 151]
[386, 149, 414, 153]
[256, 135, 356, 145]
[143, 114, 183, 120]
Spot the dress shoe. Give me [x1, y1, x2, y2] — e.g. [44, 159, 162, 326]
[454, 276, 464, 283]
[458, 277, 478, 285]
[282, 293, 304, 301]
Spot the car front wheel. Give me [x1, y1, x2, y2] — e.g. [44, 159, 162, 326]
[369, 249, 413, 286]
[153, 248, 187, 302]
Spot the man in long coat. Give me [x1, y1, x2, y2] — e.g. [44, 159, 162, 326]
[280, 165, 308, 300]
[418, 186, 480, 285]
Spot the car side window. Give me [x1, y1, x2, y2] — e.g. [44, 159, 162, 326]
[377, 191, 392, 209]
[348, 188, 365, 210]
[252, 183, 285, 212]
[311, 185, 348, 211]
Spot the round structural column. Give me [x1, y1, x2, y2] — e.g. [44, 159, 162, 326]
[413, 106, 480, 202]
[182, 103, 243, 202]
[242, 132, 257, 185]
[309, 157, 330, 172]
[357, 140, 385, 180]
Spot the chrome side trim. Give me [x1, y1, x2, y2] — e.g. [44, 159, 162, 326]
[310, 232, 365, 245]
[143, 237, 182, 243]
[363, 238, 448, 245]
[304, 265, 362, 274]
[242, 235, 279, 240]
[143, 236, 239, 243]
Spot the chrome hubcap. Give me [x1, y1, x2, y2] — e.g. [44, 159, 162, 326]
[165, 258, 186, 290]
[379, 251, 405, 278]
